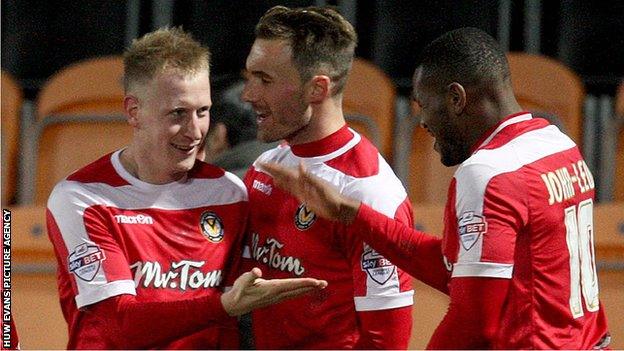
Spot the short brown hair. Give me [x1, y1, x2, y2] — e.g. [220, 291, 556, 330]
[255, 6, 357, 95]
[123, 27, 210, 93]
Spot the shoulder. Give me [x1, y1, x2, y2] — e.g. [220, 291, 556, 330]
[252, 143, 290, 166]
[191, 160, 248, 202]
[66, 152, 129, 186]
[457, 123, 576, 188]
[49, 153, 122, 212]
[454, 122, 577, 210]
[324, 134, 380, 178]
[319, 135, 407, 216]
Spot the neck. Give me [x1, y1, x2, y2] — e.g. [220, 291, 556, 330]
[287, 96, 345, 145]
[465, 83, 523, 147]
[120, 145, 185, 184]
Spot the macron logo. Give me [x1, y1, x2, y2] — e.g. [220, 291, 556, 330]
[253, 180, 272, 195]
[114, 214, 154, 225]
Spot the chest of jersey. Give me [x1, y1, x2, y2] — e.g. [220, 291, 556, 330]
[88, 202, 245, 295]
[246, 172, 353, 279]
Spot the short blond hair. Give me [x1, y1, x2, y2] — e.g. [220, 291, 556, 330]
[123, 27, 210, 93]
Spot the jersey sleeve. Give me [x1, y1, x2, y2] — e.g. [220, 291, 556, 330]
[348, 197, 414, 349]
[351, 203, 449, 294]
[77, 293, 230, 349]
[346, 190, 414, 312]
[46, 181, 136, 309]
[449, 164, 529, 279]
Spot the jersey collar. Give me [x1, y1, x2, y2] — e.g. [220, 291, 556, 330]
[290, 124, 353, 157]
[471, 111, 533, 153]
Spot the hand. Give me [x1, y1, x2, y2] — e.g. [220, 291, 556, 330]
[221, 267, 327, 316]
[259, 162, 361, 223]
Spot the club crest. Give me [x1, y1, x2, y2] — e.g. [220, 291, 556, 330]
[294, 203, 316, 230]
[361, 246, 396, 285]
[68, 243, 106, 282]
[200, 211, 224, 243]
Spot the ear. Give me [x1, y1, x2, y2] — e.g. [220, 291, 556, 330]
[308, 75, 331, 103]
[210, 122, 229, 149]
[124, 95, 140, 127]
[447, 82, 467, 114]
[204, 122, 229, 163]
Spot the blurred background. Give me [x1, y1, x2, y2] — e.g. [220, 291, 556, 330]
[2, 0, 623, 349]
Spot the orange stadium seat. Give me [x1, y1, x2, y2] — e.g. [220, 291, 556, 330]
[1, 71, 23, 205]
[615, 82, 624, 201]
[394, 104, 456, 204]
[593, 202, 624, 262]
[8, 205, 66, 349]
[30, 56, 131, 204]
[8, 205, 55, 265]
[343, 58, 397, 159]
[507, 52, 585, 145]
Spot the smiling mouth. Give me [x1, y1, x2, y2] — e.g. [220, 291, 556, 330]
[172, 144, 197, 152]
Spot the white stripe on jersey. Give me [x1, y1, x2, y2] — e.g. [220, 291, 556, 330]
[48, 151, 247, 307]
[452, 262, 514, 278]
[75, 280, 137, 308]
[453, 122, 577, 276]
[354, 290, 415, 311]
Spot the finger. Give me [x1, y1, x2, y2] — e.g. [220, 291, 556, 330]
[260, 162, 295, 180]
[298, 161, 307, 174]
[251, 267, 263, 279]
[238, 268, 261, 289]
[265, 278, 328, 293]
[260, 162, 299, 192]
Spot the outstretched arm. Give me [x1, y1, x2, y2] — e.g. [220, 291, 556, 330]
[222, 267, 327, 316]
[86, 268, 327, 349]
[260, 162, 449, 294]
[259, 162, 361, 222]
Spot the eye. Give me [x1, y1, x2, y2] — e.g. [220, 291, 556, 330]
[197, 106, 210, 118]
[170, 108, 186, 118]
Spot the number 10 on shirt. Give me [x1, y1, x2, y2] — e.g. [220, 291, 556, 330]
[564, 199, 600, 319]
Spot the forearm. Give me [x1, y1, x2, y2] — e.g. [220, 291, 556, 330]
[355, 306, 413, 349]
[350, 204, 449, 294]
[89, 293, 230, 349]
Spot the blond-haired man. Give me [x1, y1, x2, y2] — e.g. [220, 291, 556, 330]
[46, 27, 325, 349]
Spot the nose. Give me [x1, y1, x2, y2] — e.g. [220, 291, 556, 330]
[241, 80, 258, 103]
[184, 113, 204, 140]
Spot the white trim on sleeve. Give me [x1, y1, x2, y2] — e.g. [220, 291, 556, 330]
[353, 290, 414, 311]
[75, 279, 136, 308]
[451, 262, 514, 279]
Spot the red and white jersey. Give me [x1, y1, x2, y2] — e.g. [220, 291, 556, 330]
[244, 126, 414, 349]
[46, 150, 247, 349]
[443, 113, 609, 349]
